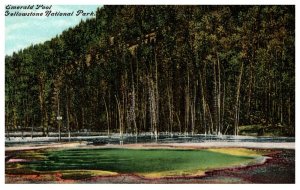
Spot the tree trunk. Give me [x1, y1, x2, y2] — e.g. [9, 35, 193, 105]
[191, 100, 196, 136]
[38, 74, 48, 137]
[213, 61, 218, 134]
[176, 112, 181, 134]
[234, 62, 244, 136]
[132, 90, 138, 137]
[288, 96, 291, 126]
[149, 77, 157, 139]
[167, 84, 173, 136]
[103, 97, 110, 136]
[280, 86, 283, 124]
[199, 70, 207, 134]
[75, 115, 78, 132]
[81, 107, 85, 132]
[148, 75, 153, 138]
[221, 80, 226, 134]
[31, 115, 34, 139]
[130, 58, 138, 138]
[66, 85, 71, 141]
[217, 55, 221, 135]
[57, 92, 61, 141]
[246, 61, 253, 122]
[115, 95, 123, 145]
[185, 72, 190, 136]
[154, 47, 159, 140]
[5, 110, 10, 140]
[206, 102, 214, 134]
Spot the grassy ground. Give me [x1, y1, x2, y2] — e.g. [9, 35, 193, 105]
[239, 125, 294, 137]
[6, 148, 265, 180]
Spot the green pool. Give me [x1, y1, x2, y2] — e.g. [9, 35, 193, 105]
[7, 148, 263, 179]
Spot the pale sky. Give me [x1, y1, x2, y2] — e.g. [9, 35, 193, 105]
[5, 5, 101, 56]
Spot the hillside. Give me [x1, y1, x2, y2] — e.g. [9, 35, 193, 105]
[5, 5, 295, 138]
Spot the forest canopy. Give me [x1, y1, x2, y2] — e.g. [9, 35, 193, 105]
[5, 5, 295, 137]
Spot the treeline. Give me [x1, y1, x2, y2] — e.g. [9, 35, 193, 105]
[5, 5, 295, 138]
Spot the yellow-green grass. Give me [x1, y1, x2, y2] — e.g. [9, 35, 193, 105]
[207, 148, 268, 157]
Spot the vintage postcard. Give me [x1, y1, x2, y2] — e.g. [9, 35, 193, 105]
[4, 2, 295, 184]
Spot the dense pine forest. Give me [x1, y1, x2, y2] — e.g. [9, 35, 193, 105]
[5, 5, 295, 138]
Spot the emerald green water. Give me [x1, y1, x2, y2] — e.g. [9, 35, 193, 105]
[25, 148, 256, 174]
